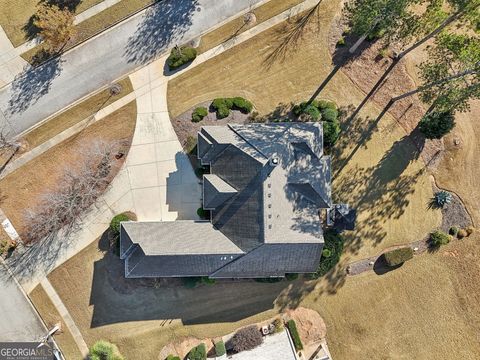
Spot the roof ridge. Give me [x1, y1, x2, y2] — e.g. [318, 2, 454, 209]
[208, 243, 265, 277]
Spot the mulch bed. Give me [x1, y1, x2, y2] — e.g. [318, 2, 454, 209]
[171, 100, 251, 152]
[327, 11, 444, 169]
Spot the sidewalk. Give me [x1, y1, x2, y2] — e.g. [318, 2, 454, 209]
[0, 26, 29, 88]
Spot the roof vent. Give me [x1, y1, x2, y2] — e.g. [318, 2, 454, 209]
[270, 157, 279, 166]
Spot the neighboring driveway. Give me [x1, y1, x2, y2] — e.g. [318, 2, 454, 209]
[0, 0, 264, 137]
[0, 261, 46, 341]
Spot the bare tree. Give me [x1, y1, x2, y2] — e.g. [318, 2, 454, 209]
[24, 140, 118, 244]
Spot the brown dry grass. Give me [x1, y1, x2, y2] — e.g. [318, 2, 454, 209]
[168, 0, 440, 261]
[197, 0, 305, 53]
[0, 0, 103, 47]
[0, 101, 136, 237]
[23, 77, 133, 149]
[29, 284, 83, 360]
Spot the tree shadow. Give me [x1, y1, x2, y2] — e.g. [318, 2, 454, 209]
[6, 56, 63, 116]
[124, 0, 200, 65]
[262, 1, 322, 69]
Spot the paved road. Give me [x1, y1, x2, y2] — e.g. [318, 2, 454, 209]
[0, 0, 262, 137]
[0, 262, 46, 341]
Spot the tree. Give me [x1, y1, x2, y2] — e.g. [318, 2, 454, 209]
[89, 340, 124, 360]
[418, 111, 455, 139]
[33, 3, 76, 52]
[418, 32, 480, 113]
[231, 325, 263, 353]
[24, 140, 117, 244]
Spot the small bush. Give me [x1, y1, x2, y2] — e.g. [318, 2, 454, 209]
[430, 230, 451, 247]
[457, 229, 467, 239]
[383, 247, 414, 267]
[466, 226, 475, 236]
[232, 97, 253, 113]
[419, 111, 455, 139]
[285, 273, 299, 281]
[231, 325, 263, 353]
[167, 46, 197, 70]
[166, 355, 180, 360]
[286, 320, 303, 351]
[0, 239, 17, 257]
[188, 343, 206, 360]
[216, 106, 230, 119]
[292, 102, 306, 116]
[309, 230, 344, 279]
[321, 107, 338, 123]
[323, 121, 340, 147]
[432, 190, 452, 208]
[322, 248, 332, 258]
[449, 226, 459, 236]
[300, 104, 321, 121]
[315, 100, 337, 111]
[197, 207, 208, 219]
[336, 37, 346, 46]
[215, 340, 226, 357]
[273, 318, 284, 333]
[110, 213, 131, 235]
[89, 340, 124, 360]
[192, 107, 208, 122]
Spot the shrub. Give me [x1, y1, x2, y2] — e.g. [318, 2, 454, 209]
[89, 340, 124, 360]
[192, 107, 208, 122]
[292, 102, 307, 116]
[166, 356, 180, 360]
[323, 121, 340, 147]
[309, 230, 344, 279]
[449, 226, 459, 236]
[432, 190, 452, 208]
[321, 107, 338, 123]
[0, 239, 16, 257]
[457, 229, 467, 239]
[466, 226, 475, 236]
[254, 277, 282, 283]
[315, 100, 337, 111]
[383, 247, 414, 267]
[188, 343, 206, 360]
[167, 46, 197, 70]
[430, 230, 451, 247]
[286, 320, 303, 351]
[215, 340, 226, 357]
[322, 248, 332, 258]
[185, 135, 197, 154]
[232, 97, 253, 113]
[336, 37, 346, 46]
[197, 207, 208, 219]
[201, 276, 216, 285]
[110, 213, 131, 235]
[273, 318, 284, 333]
[231, 325, 263, 353]
[285, 273, 299, 281]
[419, 111, 455, 139]
[300, 105, 321, 121]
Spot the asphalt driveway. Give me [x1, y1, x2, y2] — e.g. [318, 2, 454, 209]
[0, 262, 46, 341]
[0, 0, 263, 137]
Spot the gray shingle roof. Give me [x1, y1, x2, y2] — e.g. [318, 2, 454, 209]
[122, 122, 335, 279]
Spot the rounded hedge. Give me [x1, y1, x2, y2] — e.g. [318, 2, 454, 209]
[321, 107, 339, 122]
[430, 230, 451, 247]
[322, 248, 332, 258]
[323, 121, 340, 147]
[89, 341, 124, 360]
[232, 97, 253, 113]
[110, 214, 130, 235]
[384, 247, 414, 267]
[167, 46, 197, 70]
[188, 343, 206, 360]
[192, 107, 208, 122]
[419, 111, 455, 139]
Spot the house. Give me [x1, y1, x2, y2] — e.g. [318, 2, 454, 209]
[120, 122, 348, 278]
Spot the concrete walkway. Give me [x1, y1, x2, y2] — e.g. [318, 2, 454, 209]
[0, 26, 30, 88]
[40, 278, 89, 357]
[9, 0, 321, 293]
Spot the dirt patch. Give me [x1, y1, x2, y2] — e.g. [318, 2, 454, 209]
[171, 100, 250, 151]
[159, 337, 214, 360]
[286, 307, 327, 344]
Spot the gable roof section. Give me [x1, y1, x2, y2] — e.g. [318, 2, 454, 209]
[121, 221, 244, 255]
[203, 174, 238, 210]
